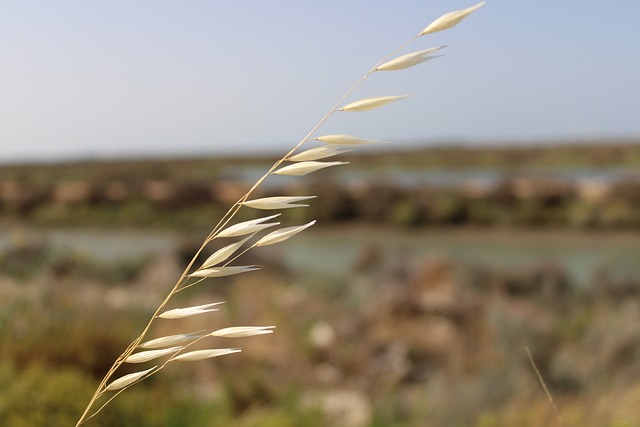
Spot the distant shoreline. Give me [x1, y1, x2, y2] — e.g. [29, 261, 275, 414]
[2, 138, 640, 168]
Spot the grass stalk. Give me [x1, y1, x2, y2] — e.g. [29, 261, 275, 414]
[75, 3, 485, 424]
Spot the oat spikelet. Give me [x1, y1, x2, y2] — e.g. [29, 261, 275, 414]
[339, 95, 409, 112]
[216, 214, 281, 238]
[105, 367, 156, 391]
[420, 1, 486, 35]
[199, 235, 254, 270]
[255, 221, 316, 247]
[242, 195, 317, 210]
[273, 161, 348, 176]
[376, 46, 445, 71]
[288, 145, 353, 161]
[315, 134, 384, 146]
[189, 265, 261, 278]
[158, 302, 224, 319]
[209, 326, 276, 338]
[125, 347, 183, 363]
[139, 331, 205, 349]
[171, 348, 241, 362]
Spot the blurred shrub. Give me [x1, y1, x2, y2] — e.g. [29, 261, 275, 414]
[388, 198, 425, 227]
[0, 289, 144, 376]
[0, 362, 227, 427]
[0, 362, 95, 426]
[0, 240, 149, 284]
[2, 229, 640, 426]
[425, 191, 467, 225]
[7, 175, 640, 229]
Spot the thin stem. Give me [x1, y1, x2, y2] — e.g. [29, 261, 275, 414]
[175, 276, 208, 293]
[76, 32, 422, 426]
[526, 346, 566, 427]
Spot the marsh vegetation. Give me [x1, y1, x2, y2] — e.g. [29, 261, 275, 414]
[2, 143, 640, 426]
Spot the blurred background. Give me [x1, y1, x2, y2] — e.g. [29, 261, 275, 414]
[2, 1, 640, 426]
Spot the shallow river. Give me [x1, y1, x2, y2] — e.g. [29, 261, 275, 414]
[1, 225, 639, 286]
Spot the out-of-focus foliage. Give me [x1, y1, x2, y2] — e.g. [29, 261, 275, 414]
[2, 144, 640, 229]
[2, 236, 640, 426]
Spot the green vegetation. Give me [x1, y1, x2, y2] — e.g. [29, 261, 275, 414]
[2, 237, 640, 426]
[2, 143, 640, 230]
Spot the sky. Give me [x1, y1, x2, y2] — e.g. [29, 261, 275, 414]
[1, 1, 639, 163]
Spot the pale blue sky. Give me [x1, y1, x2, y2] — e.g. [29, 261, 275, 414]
[1, 1, 639, 163]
